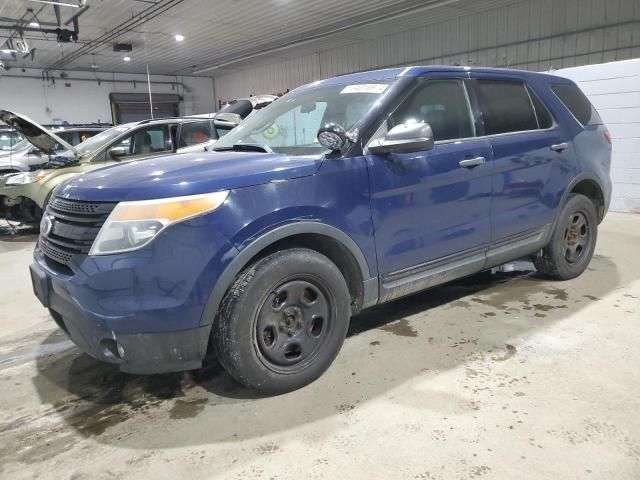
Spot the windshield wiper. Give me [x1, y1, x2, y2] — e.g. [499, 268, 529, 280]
[213, 143, 272, 154]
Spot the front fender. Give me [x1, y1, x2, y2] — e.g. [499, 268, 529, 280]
[198, 220, 377, 327]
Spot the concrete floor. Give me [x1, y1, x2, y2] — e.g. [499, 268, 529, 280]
[0, 213, 639, 480]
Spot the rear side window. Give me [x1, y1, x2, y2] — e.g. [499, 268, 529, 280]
[389, 79, 475, 141]
[179, 121, 213, 147]
[476, 80, 538, 135]
[551, 84, 602, 126]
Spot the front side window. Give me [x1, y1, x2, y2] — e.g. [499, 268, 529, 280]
[476, 80, 538, 135]
[111, 125, 171, 158]
[214, 82, 393, 156]
[388, 79, 475, 141]
[179, 121, 213, 147]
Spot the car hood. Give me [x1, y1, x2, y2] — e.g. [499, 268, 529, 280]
[0, 110, 79, 156]
[57, 150, 323, 202]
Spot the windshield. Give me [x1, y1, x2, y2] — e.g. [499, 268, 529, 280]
[72, 124, 133, 155]
[1, 137, 30, 152]
[0, 131, 24, 151]
[214, 82, 393, 155]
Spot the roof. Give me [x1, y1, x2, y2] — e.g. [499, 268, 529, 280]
[309, 65, 567, 89]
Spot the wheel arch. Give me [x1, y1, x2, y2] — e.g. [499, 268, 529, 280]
[199, 222, 379, 327]
[562, 174, 606, 223]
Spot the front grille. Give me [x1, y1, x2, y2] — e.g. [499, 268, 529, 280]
[40, 197, 117, 271]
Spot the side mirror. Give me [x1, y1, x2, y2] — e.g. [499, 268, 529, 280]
[368, 122, 434, 155]
[108, 146, 127, 160]
[317, 123, 349, 152]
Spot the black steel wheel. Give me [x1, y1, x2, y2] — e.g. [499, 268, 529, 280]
[563, 211, 591, 264]
[534, 193, 598, 280]
[213, 248, 351, 394]
[255, 277, 334, 373]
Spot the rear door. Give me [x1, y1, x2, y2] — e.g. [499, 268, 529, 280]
[366, 74, 494, 298]
[470, 74, 578, 244]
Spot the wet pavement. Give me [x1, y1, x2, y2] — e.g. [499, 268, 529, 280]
[0, 214, 639, 480]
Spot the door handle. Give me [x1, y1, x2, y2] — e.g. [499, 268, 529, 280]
[550, 143, 568, 152]
[458, 156, 486, 168]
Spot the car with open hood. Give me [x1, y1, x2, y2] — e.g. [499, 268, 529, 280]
[0, 111, 226, 224]
[0, 126, 107, 174]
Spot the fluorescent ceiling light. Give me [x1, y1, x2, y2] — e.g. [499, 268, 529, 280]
[1, 49, 17, 54]
[123, 56, 131, 62]
[28, 0, 81, 7]
[175, 34, 185, 42]
[29, 21, 40, 27]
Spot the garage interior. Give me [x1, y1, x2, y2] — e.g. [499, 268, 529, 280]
[0, 0, 639, 479]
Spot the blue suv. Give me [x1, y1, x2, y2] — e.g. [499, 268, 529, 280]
[29, 66, 612, 393]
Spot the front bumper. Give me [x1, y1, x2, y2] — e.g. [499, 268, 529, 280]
[30, 260, 210, 374]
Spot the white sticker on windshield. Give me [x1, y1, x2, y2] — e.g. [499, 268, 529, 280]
[340, 84, 388, 94]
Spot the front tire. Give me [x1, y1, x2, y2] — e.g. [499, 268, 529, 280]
[534, 193, 598, 280]
[213, 248, 351, 394]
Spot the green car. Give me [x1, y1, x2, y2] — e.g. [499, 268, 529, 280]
[0, 111, 230, 224]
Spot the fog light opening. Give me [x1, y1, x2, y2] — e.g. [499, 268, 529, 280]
[100, 339, 125, 361]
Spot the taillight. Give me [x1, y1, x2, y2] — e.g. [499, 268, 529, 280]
[603, 129, 612, 145]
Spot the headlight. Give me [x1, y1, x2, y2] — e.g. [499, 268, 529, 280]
[5, 170, 48, 186]
[89, 191, 229, 255]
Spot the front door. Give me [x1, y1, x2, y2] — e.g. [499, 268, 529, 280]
[366, 76, 493, 301]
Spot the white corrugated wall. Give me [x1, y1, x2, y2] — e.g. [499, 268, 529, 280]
[557, 59, 640, 213]
[213, 0, 640, 101]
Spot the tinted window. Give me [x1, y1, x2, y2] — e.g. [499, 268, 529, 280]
[476, 80, 538, 135]
[528, 88, 554, 129]
[179, 121, 212, 147]
[111, 125, 171, 157]
[389, 79, 474, 141]
[552, 84, 602, 126]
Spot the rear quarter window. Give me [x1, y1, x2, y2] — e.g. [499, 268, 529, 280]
[551, 84, 602, 126]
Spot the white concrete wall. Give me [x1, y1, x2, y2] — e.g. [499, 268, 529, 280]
[557, 59, 640, 213]
[0, 68, 215, 125]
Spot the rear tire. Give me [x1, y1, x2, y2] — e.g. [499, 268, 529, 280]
[213, 248, 351, 394]
[534, 194, 598, 280]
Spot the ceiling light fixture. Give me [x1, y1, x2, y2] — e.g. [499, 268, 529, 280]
[29, 21, 40, 28]
[1, 49, 17, 54]
[175, 34, 185, 42]
[27, 0, 82, 8]
[123, 56, 131, 62]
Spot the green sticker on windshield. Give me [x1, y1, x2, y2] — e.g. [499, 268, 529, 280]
[263, 124, 280, 139]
